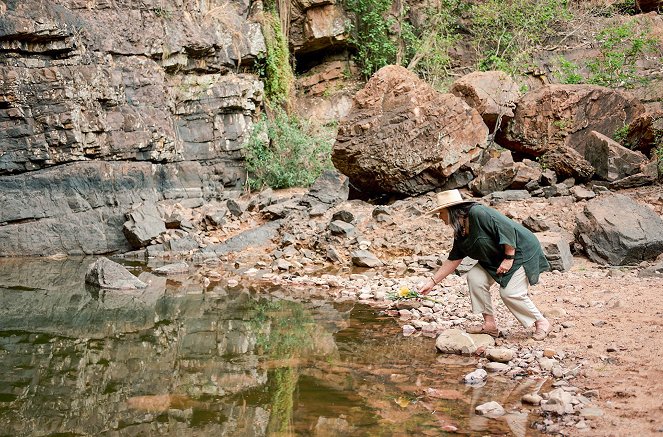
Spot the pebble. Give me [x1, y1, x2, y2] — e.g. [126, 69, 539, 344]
[486, 347, 515, 363]
[543, 348, 556, 358]
[522, 393, 543, 405]
[475, 401, 505, 417]
[591, 320, 607, 327]
[464, 368, 488, 385]
[484, 362, 510, 373]
[402, 325, 416, 336]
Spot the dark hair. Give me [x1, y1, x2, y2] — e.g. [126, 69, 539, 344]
[447, 202, 477, 239]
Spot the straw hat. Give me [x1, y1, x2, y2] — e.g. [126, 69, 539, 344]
[429, 189, 474, 215]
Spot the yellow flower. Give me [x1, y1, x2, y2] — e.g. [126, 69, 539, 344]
[398, 286, 411, 298]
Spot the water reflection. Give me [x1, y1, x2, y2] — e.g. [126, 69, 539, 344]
[0, 257, 542, 436]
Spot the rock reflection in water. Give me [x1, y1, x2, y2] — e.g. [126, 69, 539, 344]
[0, 257, 543, 436]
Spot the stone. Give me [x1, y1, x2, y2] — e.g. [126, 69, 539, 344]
[570, 185, 596, 201]
[327, 246, 345, 264]
[539, 146, 594, 181]
[435, 328, 495, 355]
[511, 159, 542, 189]
[464, 368, 488, 385]
[536, 232, 573, 272]
[583, 131, 647, 181]
[475, 401, 506, 417]
[301, 170, 349, 214]
[485, 347, 515, 363]
[329, 220, 355, 236]
[152, 262, 189, 275]
[331, 210, 355, 223]
[0, 161, 230, 257]
[123, 203, 167, 249]
[575, 194, 663, 265]
[85, 257, 147, 290]
[484, 362, 510, 373]
[468, 150, 516, 195]
[332, 65, 488, 196]
[541, 388, 574, 415]
[450, 70, 520, 131]
[226, 199, 245, 217]
[499, 84, 645, 157]
[522, 393, 543, 405]
[485, 190, 531, 203]
[350, 250, 383, 268]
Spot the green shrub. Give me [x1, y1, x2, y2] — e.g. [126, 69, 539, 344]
[556, 57, 583, 84]
[244, 108, 336, 189]
[612, 124, 631, 145]
[344, 0, 398, 78]
[586, 21, 658, 89]
[407, 0, 468, 90]
[471, 0, 572, 74]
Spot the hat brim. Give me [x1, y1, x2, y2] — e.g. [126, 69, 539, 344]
[428, 199, 474, 215]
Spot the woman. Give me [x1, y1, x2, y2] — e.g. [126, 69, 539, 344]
[419, 189, 552, 340]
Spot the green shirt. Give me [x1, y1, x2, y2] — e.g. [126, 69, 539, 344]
[448, 204, 550, 287]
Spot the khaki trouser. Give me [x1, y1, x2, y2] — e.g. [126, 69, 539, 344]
[466, 264, 543, 328]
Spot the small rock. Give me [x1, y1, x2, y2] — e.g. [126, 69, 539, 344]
[486, 347, 515, 363]
[484, 362, 510, 373]
[591, 320, 607, 327]
[153, 262, 189, 275]
[475, 401, 505, 417]
[522, 393, 543, 405]
[402, 325, 416, 336]
[464, 368, 488, 385]
[543, 348, 556, 358]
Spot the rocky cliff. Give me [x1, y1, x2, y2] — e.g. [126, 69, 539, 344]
[0, 0, 266, 255]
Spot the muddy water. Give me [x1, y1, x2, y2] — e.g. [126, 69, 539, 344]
[0, 257, 543, 436]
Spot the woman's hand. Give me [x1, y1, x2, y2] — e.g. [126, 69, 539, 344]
[496, 258, 514, 275]
[419, 278, 436, 295]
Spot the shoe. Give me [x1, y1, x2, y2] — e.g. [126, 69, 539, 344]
[532, 323, 552, 341]
[466, 325, 499, 338]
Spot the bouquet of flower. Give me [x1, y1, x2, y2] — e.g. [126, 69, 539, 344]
[387, 286, 443, 304]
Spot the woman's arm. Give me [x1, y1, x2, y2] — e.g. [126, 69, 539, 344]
[419, 258, 463, 294]
[497, 244, 515, 275]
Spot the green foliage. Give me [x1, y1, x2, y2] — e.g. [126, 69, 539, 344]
[556, 57, 583, 84]
[586, 21, 658, 89]
[471, 0, 572, 74]
[244, 107, 335, 189]
[258, 13, 294, 104]
[407, 0, 468, 90]
[344, 0, 398, 78]
[612, 124, 630, 145]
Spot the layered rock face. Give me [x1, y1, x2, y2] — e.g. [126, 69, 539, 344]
[0, 0, 265, 255]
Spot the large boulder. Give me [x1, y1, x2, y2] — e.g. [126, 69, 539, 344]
[575, 194, 663, 265]
[85, 257, 147, 290]
[123, 203, 167, 249]
[332, 65, 488, 196]
[584, 131, 647, 182]
[450, 70, 520, 131]
[498, 84, 645, 157]
[300, 170, 349, 216]
[539, 146, 595, 181]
